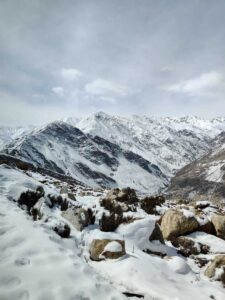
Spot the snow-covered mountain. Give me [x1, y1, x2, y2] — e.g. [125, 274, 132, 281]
[2, 122, 168, 192]
[69, 112, 225, 178]
[0, 125, 33, 149]
[2, 112, 225, 193]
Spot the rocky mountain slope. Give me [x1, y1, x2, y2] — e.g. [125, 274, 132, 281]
[168, 132, 225, 202]
[2, 122, 167, 192]
[72, 112, 225, 178]
[2, 112, 225, 194]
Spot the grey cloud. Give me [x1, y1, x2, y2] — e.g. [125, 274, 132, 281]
[1, 0, 225, 125]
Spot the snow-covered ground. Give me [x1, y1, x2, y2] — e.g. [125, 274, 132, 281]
[0, 165, 225, 300]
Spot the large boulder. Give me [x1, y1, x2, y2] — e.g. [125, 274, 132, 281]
[204, 255, 225, 284]
[89, 239, 126, 261]
[211, 213, 225, 240]
[160, 209, 199, 240]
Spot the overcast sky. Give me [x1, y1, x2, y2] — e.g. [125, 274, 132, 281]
[1, 0, 225, 125]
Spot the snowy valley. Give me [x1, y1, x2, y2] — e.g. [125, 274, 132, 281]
[1, 113, 225, 300]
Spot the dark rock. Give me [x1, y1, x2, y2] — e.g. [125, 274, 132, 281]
[54, 224, 71, 238]
[140, 196, 165, 215]
[149, 223, 165, 244]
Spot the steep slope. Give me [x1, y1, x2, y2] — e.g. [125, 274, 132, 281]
[72, 112, 225, 178]
[2, 122, 168, 192]
[168, 132, 225, 202]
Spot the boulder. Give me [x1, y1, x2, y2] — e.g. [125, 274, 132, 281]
[149, 223, 165, 244]
[54, 224, 71, 238]
[211, 213, 225, 240]
[160, 209, 199, 240]
[89, 239, 125, 261]
[204, 255, 225, 284]
[171, 236, 209, 257]
[62, 208, 91, 231]
[105, 188, 138, 205]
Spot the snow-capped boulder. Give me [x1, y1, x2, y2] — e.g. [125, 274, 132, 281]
[211, 213, 225, 240]
[89, 239, 126, 261]
[161, 209, 199, 240]
[204, 255, 225, 284]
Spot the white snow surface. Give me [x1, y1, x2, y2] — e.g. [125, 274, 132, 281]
[103, 241, 123, 253]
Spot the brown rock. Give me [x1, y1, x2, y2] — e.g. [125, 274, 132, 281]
[204, 255, 225, 284]
[171, 236, 209, 257]
[89, 239, 126, 261]
[211, 213, 225, 240]
[160, 209, 199, 240]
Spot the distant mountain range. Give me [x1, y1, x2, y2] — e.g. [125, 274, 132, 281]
[1, 112, 225, 195]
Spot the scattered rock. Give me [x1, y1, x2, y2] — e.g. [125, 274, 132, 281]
[140, 196, 165, 214]
[149, 223, 165, 244]
[211, 213, 225, 240]
[18, 186, 45, 212]
[31, 197, 45, 220]
[68, 193, 76, 201]
[89, 239, 125, 261]
[60, 199, 69, 211]
[160, 209, 199, 240]
[60, 186, 69, 194]
[171, 236, 209, 257]
[143, 249, 166, 258]
[54, 224, 71, 238]
[105, 188, 138, 205]
[204, 255, 225, 284]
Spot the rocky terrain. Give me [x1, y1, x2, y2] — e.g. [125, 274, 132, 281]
[1, 113, 225, 299]
[0, 160, 225, 300]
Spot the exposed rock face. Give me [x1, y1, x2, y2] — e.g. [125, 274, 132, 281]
[160, 209, 199, 240]
[171, 236, 209, 257]
[211, 213, 225, 240]
[89, 239, 125, 261]
[204, 255, 225, 284]
[149, 223, 165, 244]
[62, 208, 91, 231]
